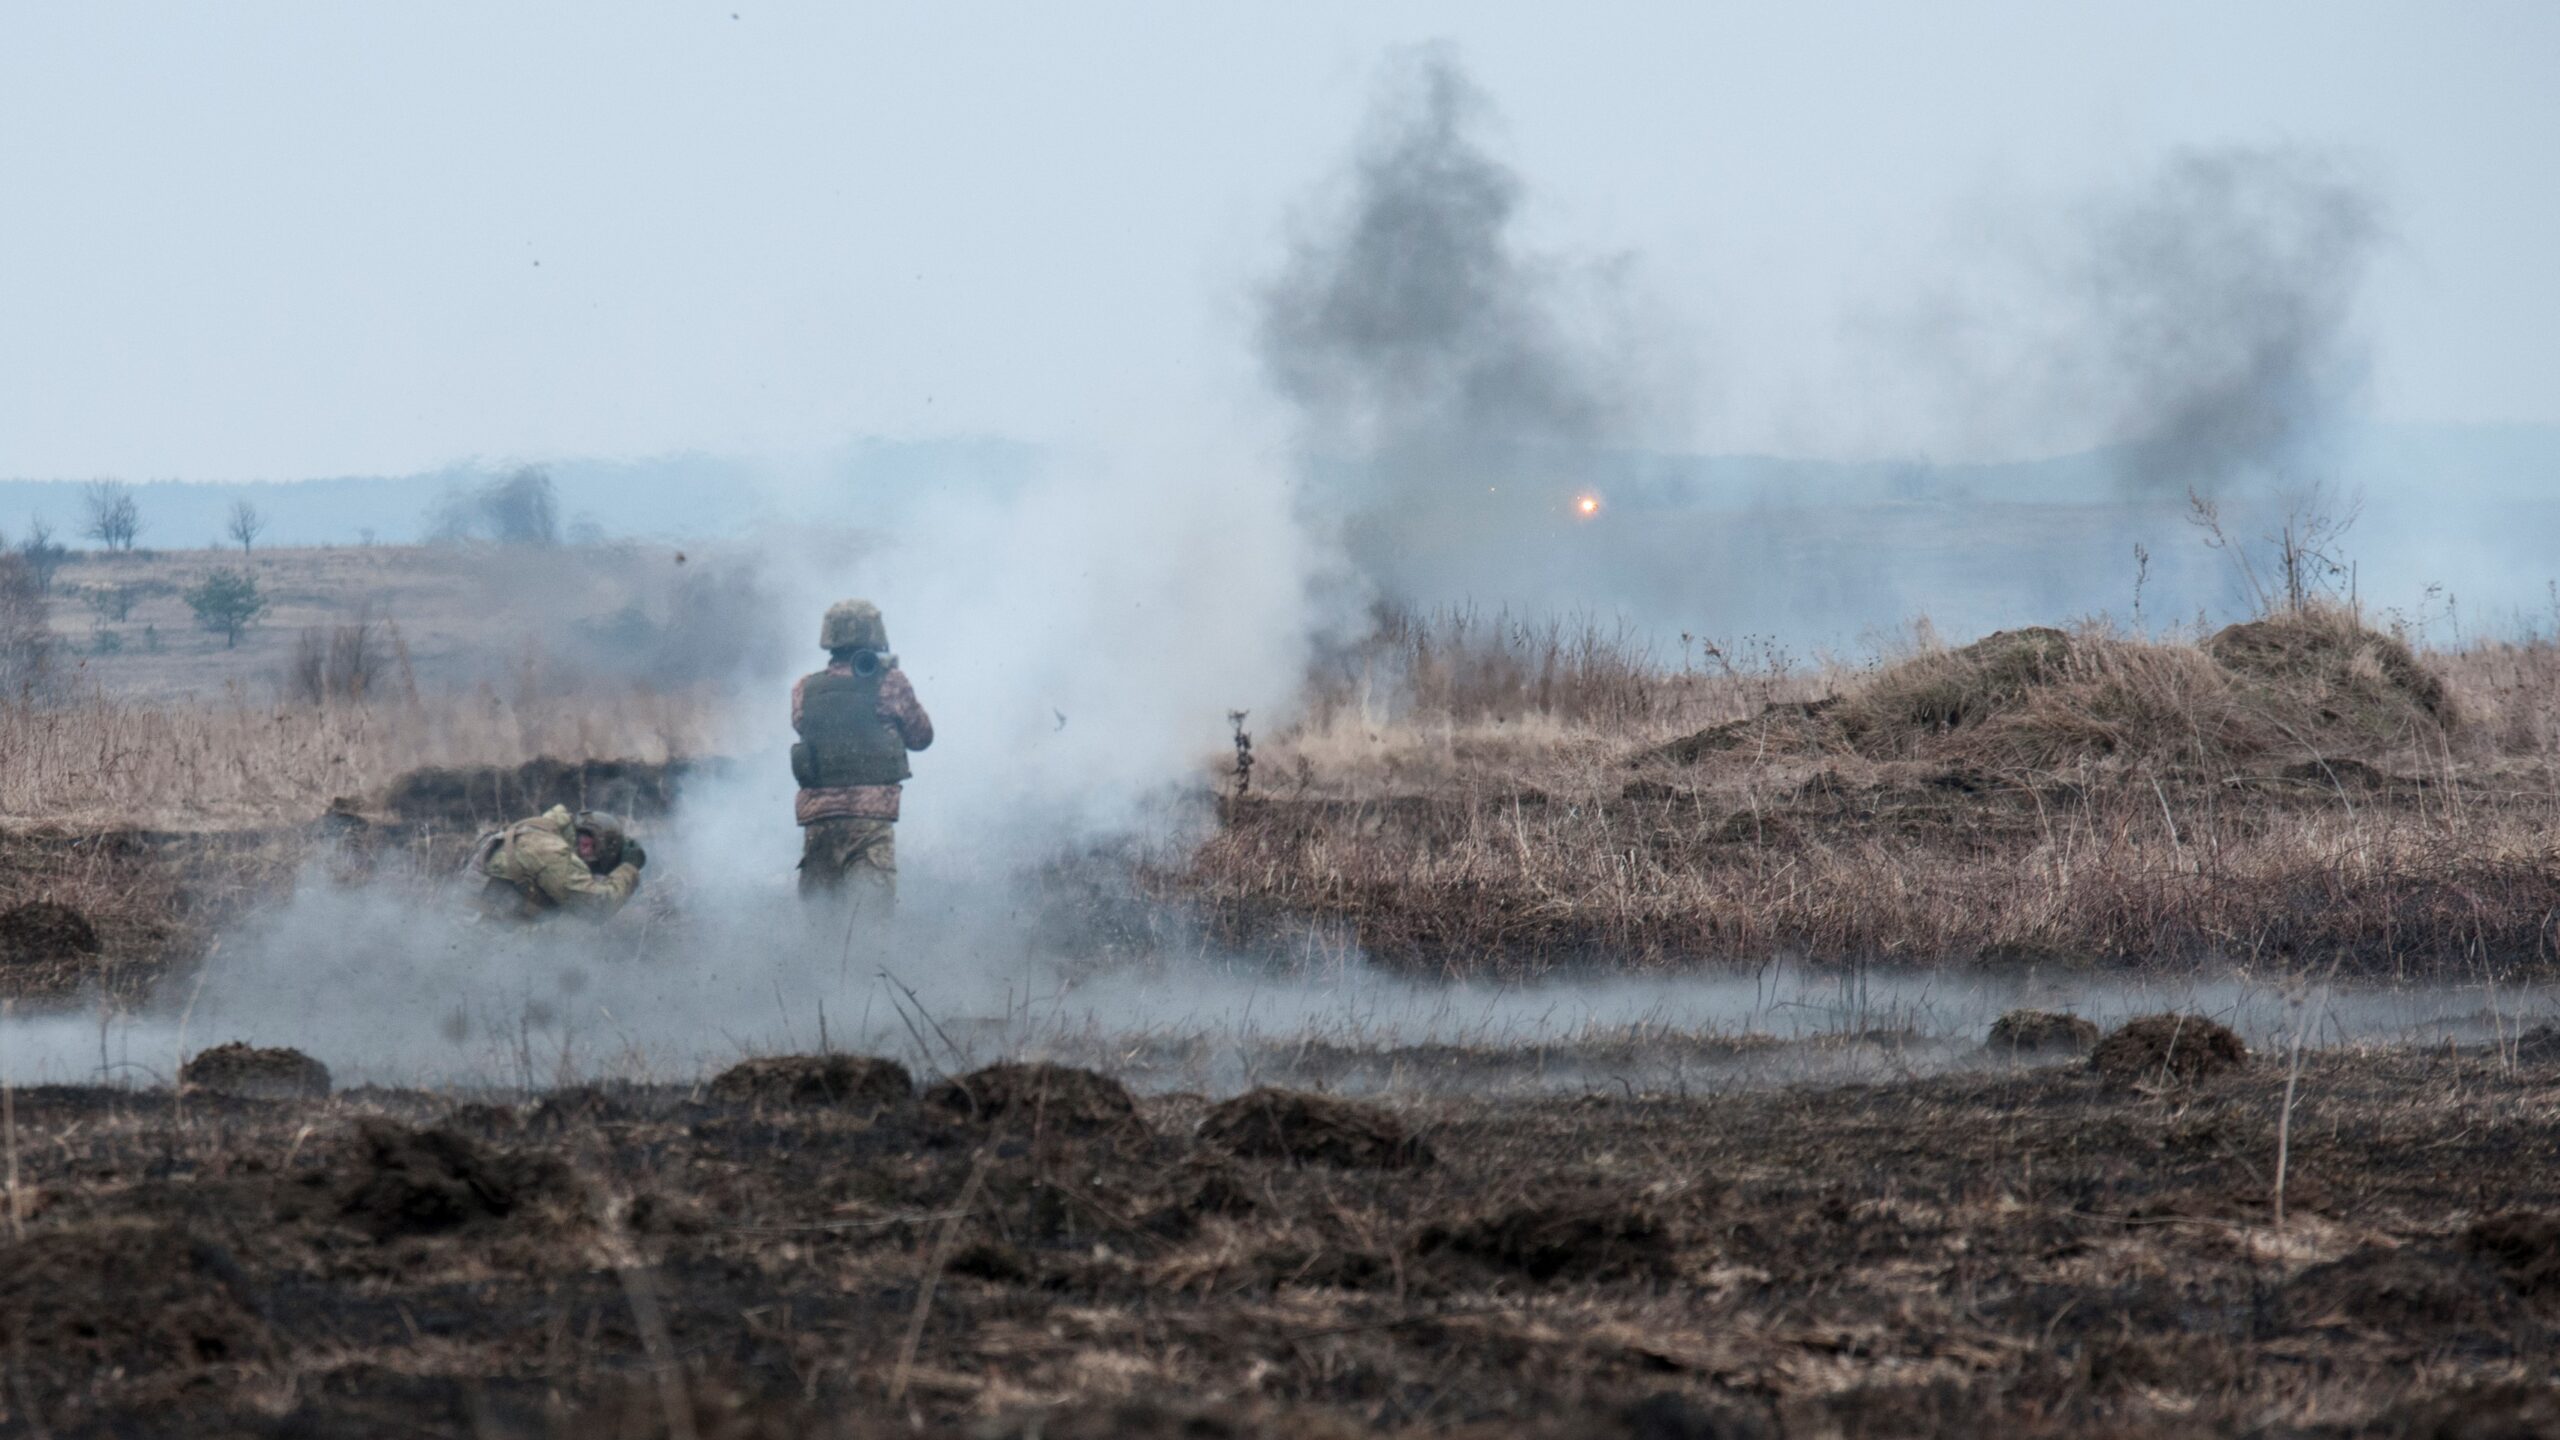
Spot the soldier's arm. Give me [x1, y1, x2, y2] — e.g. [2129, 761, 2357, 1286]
[528, 843, 640, 916]
[879, 668, 934, 751]
[790, 673, 810, 733]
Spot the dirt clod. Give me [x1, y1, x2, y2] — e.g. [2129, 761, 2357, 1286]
[709, 1053, 913, 1111]
[1197, 1088, 1432, 1169]
[923, 1062, 1142, 1135]
[2090, 1014, 2248, 1084]
[1418, 1187, 1680, 1283]
[2462, 1211, 2560, 1298]
[1986, 1009, 2100, 1056]
[947, 1240, 1036, 1285]
[180, 1041, 332, 1100]
[339, 1119, 573, 1240]
[0, 1222, 266, 1389]
[1613, 1391, 1777, 1440]
[0, 898, 100, 967]
[2511, 1025, 2560, 1064]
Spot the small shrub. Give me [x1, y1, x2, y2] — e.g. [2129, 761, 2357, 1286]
[288, 613, 389, 703]
[184, 568, 268, 648]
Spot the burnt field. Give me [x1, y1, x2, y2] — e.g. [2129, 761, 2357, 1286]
[2, 602, 2558, 1437]
[7, 1039, 2560, 1438]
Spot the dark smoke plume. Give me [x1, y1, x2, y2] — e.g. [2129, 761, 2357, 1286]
[2021, 147, 2386, 493]
[1260, 48, 1660, 613]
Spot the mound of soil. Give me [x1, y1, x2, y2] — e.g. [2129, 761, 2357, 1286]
[382, 756, 700, 825]
[0, 1223, 267, 1388]
[1645, 697, 1843, 765]
[0, 899, 101, 967]
[180, 1042, 332, 1100]
[923, 1063, 1141, 1135]
[2463, 1211, 2560, 1297]
[2207, 608, 2452, 728]
[1417, 1188, 1680, 1283]
[1197, 1088, 1433, 1169]
[338, 1119, 575, 1240]
[1641, 610, 2453, 777]
[2089, 1014, 2248, 1084]
[1986, 1010, 2100, 1056]
[710, 1054, 913, 1111]
[2511, 1025, 2560, 1064]
[2279, 1246, 2522, 1331]
[1851, 627, 2077, 737]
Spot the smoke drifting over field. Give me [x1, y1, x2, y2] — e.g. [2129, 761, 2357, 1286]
[3, 49, 2541, 1101]
[1260, 48, 1676, 618]
[1250, 55, 2409, 642]
[1895, 146, 2388, 496]
[2075, 149, 2384, 493]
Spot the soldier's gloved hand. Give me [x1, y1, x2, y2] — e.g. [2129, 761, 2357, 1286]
[622, 840, 648, 872]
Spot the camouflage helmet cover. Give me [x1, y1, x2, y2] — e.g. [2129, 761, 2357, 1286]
[820, 599, 889, 652]
[571, 812, 628, 872]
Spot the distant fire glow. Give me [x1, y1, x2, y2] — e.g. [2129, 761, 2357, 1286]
[1577, 495, 1600, 516]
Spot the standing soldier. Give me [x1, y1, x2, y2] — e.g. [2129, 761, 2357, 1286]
[468, 806, 646, 922]
[792, 599, 933, 905]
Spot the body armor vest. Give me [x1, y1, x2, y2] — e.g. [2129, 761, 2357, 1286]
[793, 668, 911, 789]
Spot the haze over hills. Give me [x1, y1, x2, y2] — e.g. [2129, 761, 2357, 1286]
[5, 420, 2554, 651]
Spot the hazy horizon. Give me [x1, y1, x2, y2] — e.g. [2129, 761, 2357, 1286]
[7, 5, 2559, 482]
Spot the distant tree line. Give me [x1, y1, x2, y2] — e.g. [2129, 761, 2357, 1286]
[430, 466, 560, 546]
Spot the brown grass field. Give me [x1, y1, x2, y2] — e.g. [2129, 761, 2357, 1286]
[4, 547, 2560, 1435]
[1181, 607, 2560, 976]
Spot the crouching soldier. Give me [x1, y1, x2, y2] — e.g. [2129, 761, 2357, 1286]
[468, 806, 646, 922]
[793, 599, 933, 905]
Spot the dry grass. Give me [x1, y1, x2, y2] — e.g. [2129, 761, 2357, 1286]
[1188, 606, 2560, 973]
[0, 682, 719, 829]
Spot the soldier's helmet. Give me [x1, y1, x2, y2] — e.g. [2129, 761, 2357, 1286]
[820, 599, 889, 653]
[572, 812, 628, 872]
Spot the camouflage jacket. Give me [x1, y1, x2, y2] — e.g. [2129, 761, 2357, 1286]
[791, 662, 933, 824]
[472, 805, 641, 920]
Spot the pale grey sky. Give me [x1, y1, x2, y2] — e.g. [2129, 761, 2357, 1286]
[4, 2, 2554, 479]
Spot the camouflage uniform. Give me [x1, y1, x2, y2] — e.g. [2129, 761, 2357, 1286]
[793, 601, 934, 904]
[469, 805, 643, 922]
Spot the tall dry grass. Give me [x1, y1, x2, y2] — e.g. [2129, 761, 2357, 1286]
[1194, 607, 2560, 972]
[0, 679, 721, 828]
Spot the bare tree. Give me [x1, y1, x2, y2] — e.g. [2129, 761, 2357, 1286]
[0, 552, 55, 698]
[81, 480, 142, 552]
[2187, 480, 2362, 616]
[15, 517, 68, 593]
[226, 500, 268, 554]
